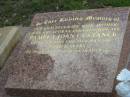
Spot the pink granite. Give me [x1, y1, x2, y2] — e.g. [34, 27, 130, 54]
[5, 7, 130, 97]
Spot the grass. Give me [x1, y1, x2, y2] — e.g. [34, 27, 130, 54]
[0, 0, 130, 27]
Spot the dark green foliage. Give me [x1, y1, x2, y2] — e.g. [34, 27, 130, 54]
[0, 0, 88, 27]
[0, 0, 130, 27]
[88, 0, 130, 8]
[98, 0, 130, 7]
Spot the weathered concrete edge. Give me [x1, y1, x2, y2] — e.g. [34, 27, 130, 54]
[0, 26, 21, 69]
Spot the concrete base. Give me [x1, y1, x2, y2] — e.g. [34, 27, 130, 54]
[0, 26, 20, 69]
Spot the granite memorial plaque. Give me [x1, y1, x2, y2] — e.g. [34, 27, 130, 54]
[0, 26, 20, 69]
[5, 7, 130, 97]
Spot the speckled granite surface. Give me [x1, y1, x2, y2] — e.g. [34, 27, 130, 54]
[1, 22, 130, 97]
[4, 8, 130, 97]
[0, 27, 32, 97]
[0, 23, 129, 97]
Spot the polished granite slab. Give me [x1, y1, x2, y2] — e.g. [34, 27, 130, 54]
[5, 7, 130, 97]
